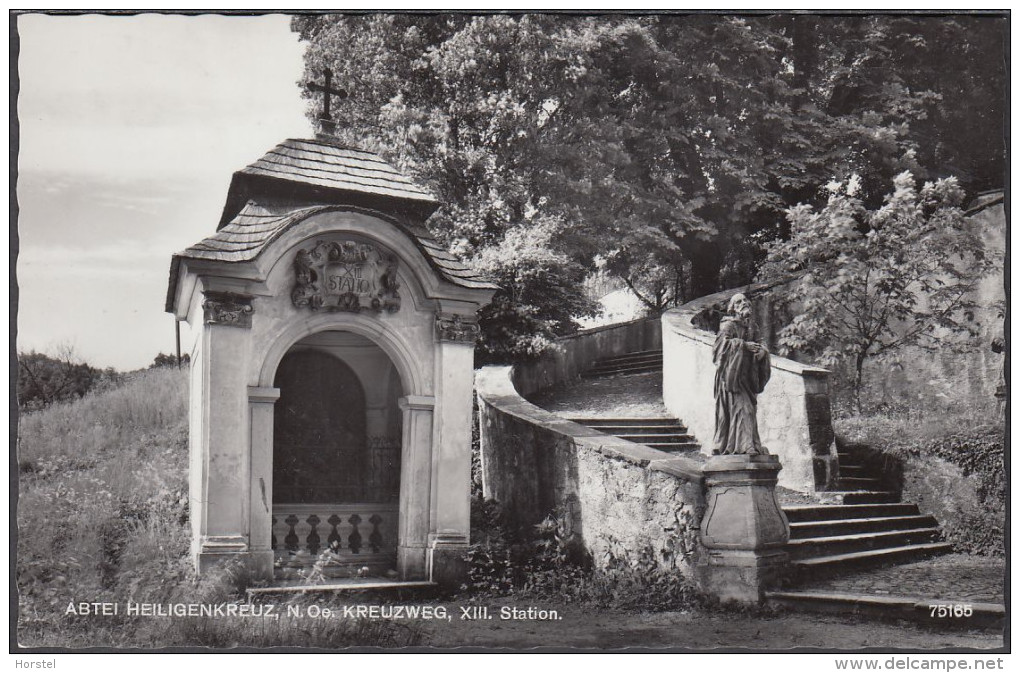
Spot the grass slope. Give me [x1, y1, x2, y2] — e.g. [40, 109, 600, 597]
[15, 367, 421, 649]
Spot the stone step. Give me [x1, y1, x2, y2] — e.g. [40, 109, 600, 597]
[791, 541, 954, 573]
[837, 464, 867, 477]
[834, 476, 886, 491]
[783, 503, 920, 523]
[249, 579, 438, 598]
[764, 590, 1004, 631]
[581, 364, 661, 377]
[787, 528, 942, 559]
[593, 349, 663, 364]
[592, 356, 663, 368]
[614, 433, 696, 443]
[593, 425, 689, 435]
[643, 442, 701, 453]
[570, 417, 679, 427]
[789, 514, 939, 539]
[822, 490, 901, 505]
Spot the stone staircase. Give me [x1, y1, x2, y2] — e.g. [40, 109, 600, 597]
[551, 348, 996, 629]
[780, 444, 952, 578]
[568, 417, 701, 454]
[766, 445, 969, 627]
[578, 348, 952, 575]
[581, 349, 663, 378]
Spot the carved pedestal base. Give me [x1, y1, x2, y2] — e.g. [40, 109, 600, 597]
[696, 454, 790, 604]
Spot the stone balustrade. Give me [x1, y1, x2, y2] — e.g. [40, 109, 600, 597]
[272, 503, 398, 572]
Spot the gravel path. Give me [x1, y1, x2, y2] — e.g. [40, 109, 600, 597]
[527, 371, 670, 418]
[793, 554, 1005, 605]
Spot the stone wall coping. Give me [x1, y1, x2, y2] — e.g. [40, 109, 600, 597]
[663, 279, 830, 378]
[476, 366, 705, 483]
[556, 314, 659, 341]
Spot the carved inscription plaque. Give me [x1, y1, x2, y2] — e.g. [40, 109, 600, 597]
[291, 240, 400, 313]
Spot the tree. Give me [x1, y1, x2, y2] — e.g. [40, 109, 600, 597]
[758, 171, 993, 408]
[471, 217, 599, 363]
[151, 352, 189, 369]
[17, 346, 100, 411]
[290, 14, 1005, 362]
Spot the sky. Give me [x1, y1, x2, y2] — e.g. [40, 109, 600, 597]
[15, 13, 314, 370]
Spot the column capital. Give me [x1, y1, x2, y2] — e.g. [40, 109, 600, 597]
[435, 312, 480, 344]
[398, 395, 436, 411]
[203, 291, 255, 328]
[248, 386, 281, 404]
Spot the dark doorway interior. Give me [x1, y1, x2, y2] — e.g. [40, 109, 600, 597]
[272, 349, 368, 503]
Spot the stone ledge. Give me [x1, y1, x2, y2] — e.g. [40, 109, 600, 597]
[476, 365, 704, 480]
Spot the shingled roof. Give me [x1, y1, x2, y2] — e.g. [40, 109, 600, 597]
[166, 199, 496, 311]
[241, 137, 435, 203]
[217, 138, 440, 227]
[166, 138, 496, 312]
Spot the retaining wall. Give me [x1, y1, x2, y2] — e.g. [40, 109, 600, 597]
[476, 317, 705, 575]
[509, 316, 661, 397]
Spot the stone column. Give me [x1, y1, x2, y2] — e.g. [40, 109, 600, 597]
[428, 337, 475, 587]
[193, 291, 255, 574]
[697, 454, 790, 604]
[247, 386, 280, 580]
[397, 395, 435, 580]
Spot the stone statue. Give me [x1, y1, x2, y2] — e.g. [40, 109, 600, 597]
[712, 293, 771, 455]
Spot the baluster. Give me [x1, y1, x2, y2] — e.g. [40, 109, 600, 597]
[306, 514, 321, 554]
[348, 514, 362, 554]
[369, 513, 383, 553]
[284, 514, 300, 552]
[327, 514, 342, 551]
[271, 515, 278, 550]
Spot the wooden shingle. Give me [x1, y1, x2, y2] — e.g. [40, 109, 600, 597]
[166, 138, 496, 311]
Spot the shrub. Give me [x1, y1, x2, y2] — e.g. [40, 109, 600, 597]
[17, 349, 102, 411]
[463, 498, 699, 612]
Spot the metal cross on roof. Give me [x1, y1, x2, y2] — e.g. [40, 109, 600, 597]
[306, 68, 348, 137]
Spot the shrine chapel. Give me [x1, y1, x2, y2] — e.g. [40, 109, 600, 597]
[165, 135, 495, 585]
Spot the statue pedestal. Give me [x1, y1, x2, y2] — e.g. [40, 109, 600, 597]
[696, 454, 790, 604]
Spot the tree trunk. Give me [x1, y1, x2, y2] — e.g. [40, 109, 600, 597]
[852, 351, 867, 412]
[687, 239, 723, 299]
[792, 15, 818, 107]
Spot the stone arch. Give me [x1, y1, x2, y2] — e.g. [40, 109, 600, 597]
[256, 311, 427, 398]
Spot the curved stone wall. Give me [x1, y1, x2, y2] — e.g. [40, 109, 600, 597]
[476, 318, 706, 576]
[662, 282, 836, 493]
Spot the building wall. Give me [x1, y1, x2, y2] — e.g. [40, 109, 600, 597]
[854, 202, 1006, 413]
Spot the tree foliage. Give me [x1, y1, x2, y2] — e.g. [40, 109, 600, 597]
[291, 14, 1005, 363]
[759, 171, 993, 406]
[17, 347, 101, 411]
[151, 352, 190, 369]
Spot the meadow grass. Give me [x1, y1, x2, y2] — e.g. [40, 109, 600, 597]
[15, 367, 419, 649]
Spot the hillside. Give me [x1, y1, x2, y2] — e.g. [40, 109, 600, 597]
[17, 366, 191, 646]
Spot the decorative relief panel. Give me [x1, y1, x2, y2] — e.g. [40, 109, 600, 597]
[436, 313, 480, 343]
[203, 291, 254, 327]
[291, 240, 401, 313]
